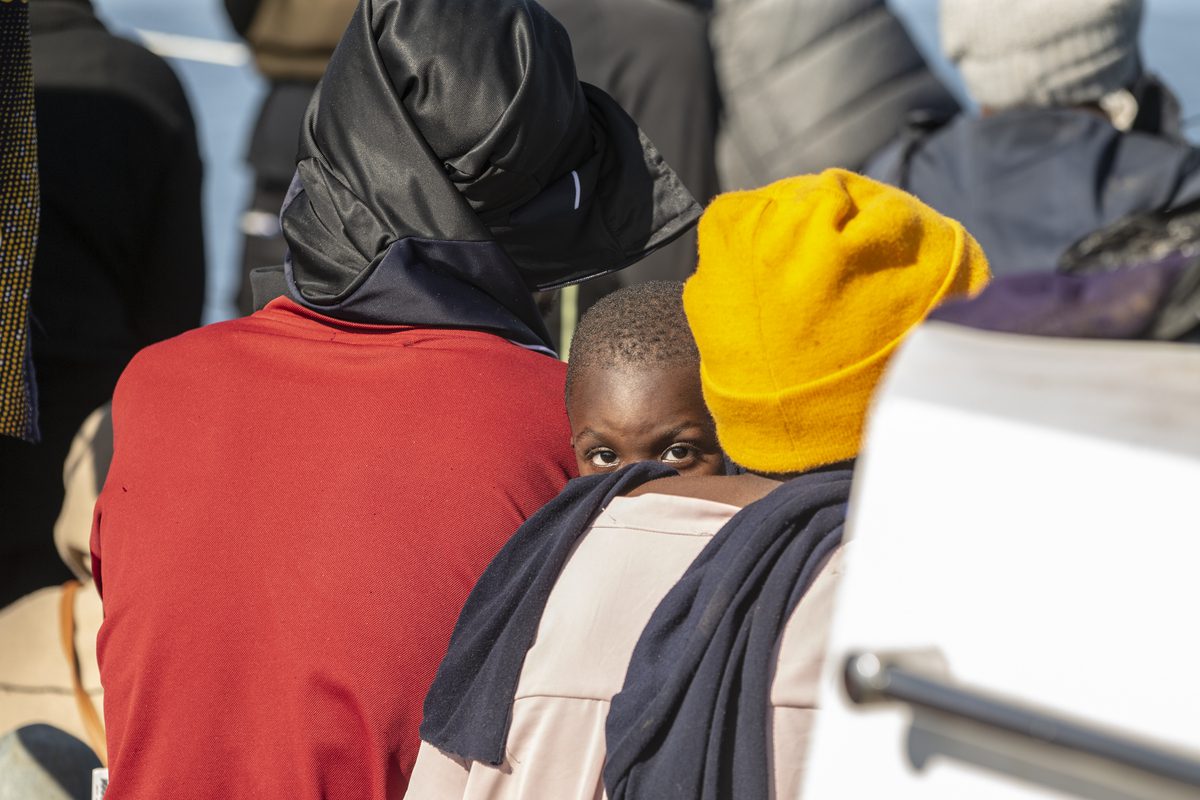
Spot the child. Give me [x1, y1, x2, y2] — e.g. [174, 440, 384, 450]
[565, 281, 725, 477]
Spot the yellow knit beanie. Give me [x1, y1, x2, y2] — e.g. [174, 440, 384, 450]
[683, 169, 990, 474]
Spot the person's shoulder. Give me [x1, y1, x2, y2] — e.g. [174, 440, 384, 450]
[625, 473, 781, 508]
[864, 111, 964, 186]
[36, 26, 195, 134]
[117, 318, 257, 385]
[992, 107, 1194, 163]
[1110, 124, 1200, 160]
[484, 344, 569, 418]
[474, 337, 568, 379]
[517, 347, 568, 377]
[105, 33, 189, 86]
[101, 34, 195, 129]
[1098, 124, 1200, 205]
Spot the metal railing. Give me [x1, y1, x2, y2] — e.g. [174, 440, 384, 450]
[843, 650, 1200, 800]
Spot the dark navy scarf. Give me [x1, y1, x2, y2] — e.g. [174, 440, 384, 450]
[602, 463, 851, 799]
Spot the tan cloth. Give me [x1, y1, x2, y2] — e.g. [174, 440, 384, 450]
[407, 492, 844, 799]
[0, 405, 109, 748]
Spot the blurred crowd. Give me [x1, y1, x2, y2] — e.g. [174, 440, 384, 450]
[0, 0, 1197, 798]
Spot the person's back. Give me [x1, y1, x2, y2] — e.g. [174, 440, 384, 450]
[29, 0, 204, 362]
[94, 299, 574, 798]
[90, 0, 700, 796]
[867, 0, 1200, 274]
[0, 0, 204, 604]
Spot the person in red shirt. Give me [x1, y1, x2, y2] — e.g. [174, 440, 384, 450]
[89, 0, 700, 797]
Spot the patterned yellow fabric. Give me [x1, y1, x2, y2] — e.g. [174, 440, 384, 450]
[684, 169, 990, 474]
[0, 0, 39, 441]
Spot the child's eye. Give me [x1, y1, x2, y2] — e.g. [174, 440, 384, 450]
[588, 449, 620, 468]
[661, 444, 696, 463]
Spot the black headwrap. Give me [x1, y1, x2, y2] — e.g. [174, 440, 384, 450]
[276, 0, 701, 352]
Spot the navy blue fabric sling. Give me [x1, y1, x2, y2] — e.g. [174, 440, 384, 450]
[603, 463, 852, 800]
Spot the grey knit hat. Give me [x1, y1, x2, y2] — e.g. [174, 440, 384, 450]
[941, 0, 1143, 110]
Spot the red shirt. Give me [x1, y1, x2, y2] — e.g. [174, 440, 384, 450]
[92, 298, 576, 799]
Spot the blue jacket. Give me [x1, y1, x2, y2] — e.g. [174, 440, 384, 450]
[867, 108, 1200, 274]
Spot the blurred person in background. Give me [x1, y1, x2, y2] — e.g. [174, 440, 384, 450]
[712, 0, 957, 191]
[868, 0, 1200, 274]
[224, 0, 357, 316]
[542, 0, 956, 352]
[89, 0, 698, 796]
[0, 0, 204, 607]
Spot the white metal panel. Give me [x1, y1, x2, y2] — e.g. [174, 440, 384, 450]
[801, 322, 1200, 799]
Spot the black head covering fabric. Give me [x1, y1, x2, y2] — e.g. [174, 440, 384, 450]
[603, 463, 853, 800]
[419, 460, 677, 765]
[279, 0, 701, 351]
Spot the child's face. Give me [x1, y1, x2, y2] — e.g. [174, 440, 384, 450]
[567, 364, 725, 477]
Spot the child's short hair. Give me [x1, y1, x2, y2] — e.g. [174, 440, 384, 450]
[566, 281, 700, 402]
